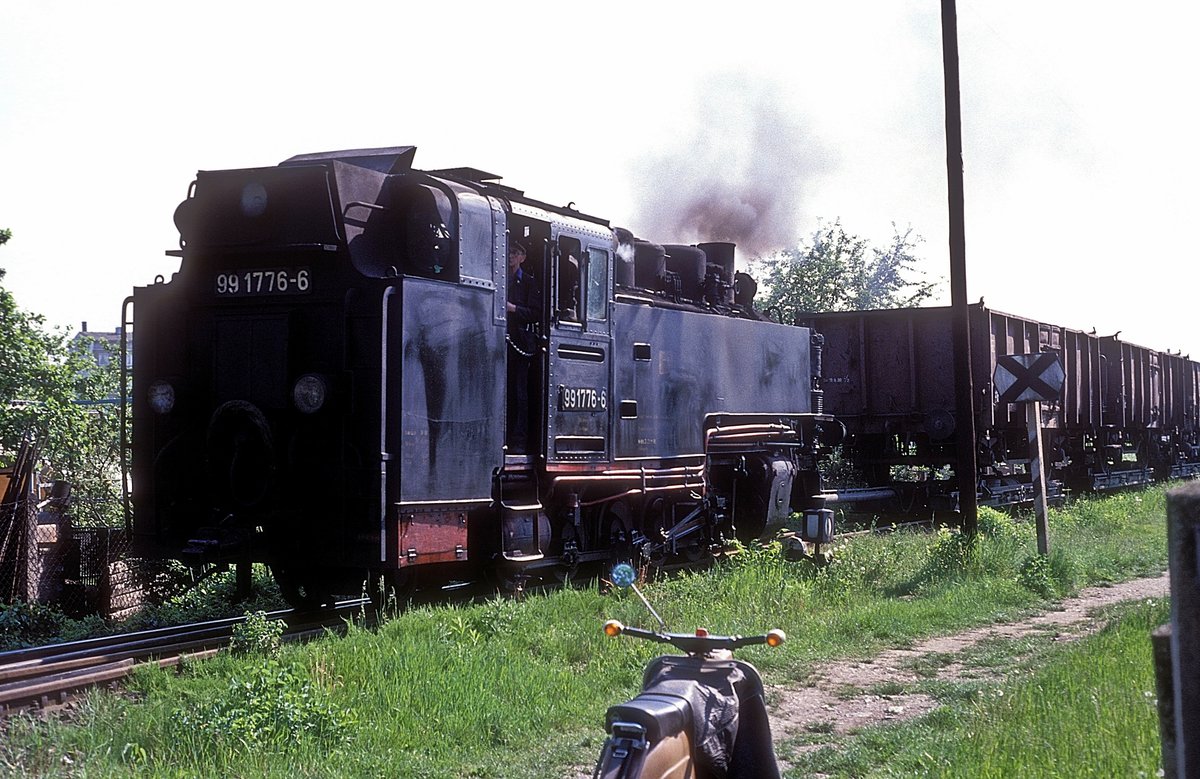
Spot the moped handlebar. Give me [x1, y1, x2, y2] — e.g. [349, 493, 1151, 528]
[603, 619, 785, 656]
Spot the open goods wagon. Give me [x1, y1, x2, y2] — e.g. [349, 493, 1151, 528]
[802, 304, 1200, 512]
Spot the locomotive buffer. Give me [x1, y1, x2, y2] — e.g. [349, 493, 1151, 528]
[993, 353, 1065, 555]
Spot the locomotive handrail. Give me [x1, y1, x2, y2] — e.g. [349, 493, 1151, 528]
[380, 285, 398, 564]
[704, 423, 796, 451]
[183, 243, 339, 258]
[119, 295, 134, 535]
[343, 200, 388, 214]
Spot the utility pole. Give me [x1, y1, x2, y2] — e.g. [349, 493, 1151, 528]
[941, 0, 978, 535]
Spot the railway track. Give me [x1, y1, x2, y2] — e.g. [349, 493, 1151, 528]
[0, 600, 368, 715]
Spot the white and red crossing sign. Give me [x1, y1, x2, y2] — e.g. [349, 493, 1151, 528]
[993, 353, 1064, 405]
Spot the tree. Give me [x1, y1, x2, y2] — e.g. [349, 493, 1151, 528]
[0, 229, 121, 525]
[750, 220, 940, 323]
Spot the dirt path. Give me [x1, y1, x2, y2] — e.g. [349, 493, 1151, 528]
[768, 571, 1171, 761]
[574, 573, 1169, 777]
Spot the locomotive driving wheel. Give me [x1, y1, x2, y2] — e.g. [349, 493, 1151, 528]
[594, 500, 634, 584]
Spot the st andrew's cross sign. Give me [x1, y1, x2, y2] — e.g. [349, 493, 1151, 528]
[993, 351, 1065, 556]
[993, 352, 1064, 405]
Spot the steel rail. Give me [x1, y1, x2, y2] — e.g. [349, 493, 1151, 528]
[0, 599, 367, 715]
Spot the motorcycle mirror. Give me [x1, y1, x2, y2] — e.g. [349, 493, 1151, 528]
[608, 563, 668, 632]
[610, 563, 637, 589]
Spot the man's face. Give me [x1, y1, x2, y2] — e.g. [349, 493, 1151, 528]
[509, 249, 526, 274]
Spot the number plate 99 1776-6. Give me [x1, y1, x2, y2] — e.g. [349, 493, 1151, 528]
[215, 269, 311, 296]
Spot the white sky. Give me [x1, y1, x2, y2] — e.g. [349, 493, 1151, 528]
[2, 2, 1197, 355]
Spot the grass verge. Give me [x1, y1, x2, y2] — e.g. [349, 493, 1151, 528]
[790, 597, 1169, 778]
[0, 485, 1173, 777]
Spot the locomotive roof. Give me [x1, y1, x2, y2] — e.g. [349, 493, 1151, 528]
[281, 145, 611, 231]
[281, 146, 417, 174]
[427, 167, 611, 231]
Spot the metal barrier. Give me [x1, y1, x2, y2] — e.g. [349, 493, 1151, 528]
[1, 493, 146, 619]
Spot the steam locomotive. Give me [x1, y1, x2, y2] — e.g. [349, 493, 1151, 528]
[124, 146, 838, 607]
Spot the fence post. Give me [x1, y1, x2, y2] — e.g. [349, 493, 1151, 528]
[1156, 623, 1178, 778]
[98, 529, 113, 618]
[1168, 482, 1200, 778]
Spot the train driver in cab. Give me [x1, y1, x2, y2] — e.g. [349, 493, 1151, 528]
[506, 241, 542, 452]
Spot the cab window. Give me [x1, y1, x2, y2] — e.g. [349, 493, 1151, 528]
[557, 236, 582, 324]
[586, 247, 608, 321]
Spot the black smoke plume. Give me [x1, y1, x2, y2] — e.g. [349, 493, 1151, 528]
[628, 75, 834, 258]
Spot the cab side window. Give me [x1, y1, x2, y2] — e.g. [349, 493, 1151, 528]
[557, 236, 582, 324]
[586, 246, 608, 321]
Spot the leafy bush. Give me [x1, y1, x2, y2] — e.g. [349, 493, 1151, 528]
[229, 610, 283, 657]
[1017, 553, 1056, 597]
[119, 564, 285, 632]
[976, 506, 1023, 542]
[0, 600, 104, 650]
[174, 660, 355, 752]
[0, 600, 66, 649]
[928, 527, 977, 575]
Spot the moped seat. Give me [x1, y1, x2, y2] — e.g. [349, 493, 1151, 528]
[605, 691, 693, 744]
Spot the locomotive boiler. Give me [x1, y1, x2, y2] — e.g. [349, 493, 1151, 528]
[124, 146, 838, 607]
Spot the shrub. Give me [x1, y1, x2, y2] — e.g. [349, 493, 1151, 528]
[174, 660, 355, 752]
[925, 527, 977, 580]
[0, 600, 66, 649]
[229, 610, 284, 657]
[1017, 553, 1056, 597]
[977, 506, 1022, 542]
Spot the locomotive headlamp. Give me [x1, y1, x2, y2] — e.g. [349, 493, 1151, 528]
[292, 374, 328, 414]
[241, 182, 268, 218]
[765, 629, 786, 648]
[147, 380, 176, 415]
[603, 620, 624, 637]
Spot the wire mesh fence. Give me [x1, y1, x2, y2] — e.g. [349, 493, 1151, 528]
[1, 489, 147, 619]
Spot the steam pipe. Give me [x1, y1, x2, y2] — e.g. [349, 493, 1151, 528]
[819, 488, 900, 504]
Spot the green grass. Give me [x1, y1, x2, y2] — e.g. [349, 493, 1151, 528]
[790, 598, 1169, 778]
[0, 485, 1175, 778]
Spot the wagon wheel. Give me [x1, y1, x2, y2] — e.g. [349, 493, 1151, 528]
[271, 564, 337, 611]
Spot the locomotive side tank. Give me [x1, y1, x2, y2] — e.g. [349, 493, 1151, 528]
[127, 147, 836, 606]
